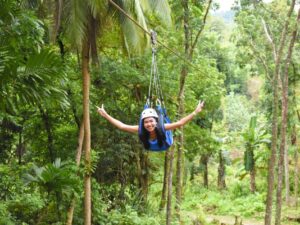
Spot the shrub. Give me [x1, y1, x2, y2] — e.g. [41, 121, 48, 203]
[0, 202, 15, 225]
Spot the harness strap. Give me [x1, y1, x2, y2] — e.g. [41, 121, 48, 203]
[147, 30, 166, 109]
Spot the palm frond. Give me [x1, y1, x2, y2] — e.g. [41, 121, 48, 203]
[0, 48, 10, 74]
[118, 0, 149, 54]
[2, 49, 68, 109]
[23, 159, 80, 195]
[66, 0, 88, 46]
[140, 0, 172, 27]
[50, 0, 63, 42]
[88, 0, 107, 18]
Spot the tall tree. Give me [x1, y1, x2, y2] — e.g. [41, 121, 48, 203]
[66, 121, 84, 225]
[275, 7, 300, 225]
[263, 1, 296, 224]
[292, 76, 300, 207]
[292, 124, 299, 207]
[175, 0, 212, 220]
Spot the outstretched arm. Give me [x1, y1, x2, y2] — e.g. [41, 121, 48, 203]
[97, 105, 138, 133]
[165, 101, 204, 130]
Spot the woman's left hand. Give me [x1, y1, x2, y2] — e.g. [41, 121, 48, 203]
[194, 100, 205, 114]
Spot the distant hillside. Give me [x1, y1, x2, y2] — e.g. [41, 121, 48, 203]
[212, 10, 235, 25]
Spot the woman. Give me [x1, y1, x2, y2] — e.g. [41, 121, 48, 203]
[97, 101, 204, 150]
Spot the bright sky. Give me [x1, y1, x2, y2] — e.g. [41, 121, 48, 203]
[215, 0, 235, 12]
[214, 0, 273, 12]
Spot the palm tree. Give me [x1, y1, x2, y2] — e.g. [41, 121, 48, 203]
[0, 3, 68, 162]
[24, 158, 80, 223]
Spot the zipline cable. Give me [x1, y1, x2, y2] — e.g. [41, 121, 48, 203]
[108, 0, 201, 71]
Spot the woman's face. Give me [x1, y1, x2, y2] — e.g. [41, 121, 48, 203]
[143, 117, 157, 132]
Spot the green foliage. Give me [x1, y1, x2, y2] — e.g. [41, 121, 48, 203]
[229, 180, 251, 198]
[242, 116, 270, 171]
[0, 202, 15, 225]
[83, 149, 100, 175]
[0, 47, 68, 112]
[0, 164, 16, 200]
[0, 0, 69, 121]
[0, 163, 31, 200]
[105, 206, 162, 225]
[224, 92, 253, 131]
[7, 193, 45, 224]
[185, 180, 265, 219]
[66, 0, 171, 54]
[23, 158, 80, 198]
[87, 181, 165, 225]
[181, 196, 209, 225]
[90, 179, 109, 225]
[0, 162, 46, 224]
[1, 0, 298, 224]
[185, 125, 220, 160]
[244, 148, 254, 171]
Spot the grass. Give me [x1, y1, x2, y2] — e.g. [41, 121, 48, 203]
[144, 157, 299, 225]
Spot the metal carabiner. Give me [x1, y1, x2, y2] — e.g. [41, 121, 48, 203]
[150, 29, 157, 46]
[156, 98, 161, 106]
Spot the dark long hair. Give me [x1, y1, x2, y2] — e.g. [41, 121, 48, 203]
[138, 114, 166, 149]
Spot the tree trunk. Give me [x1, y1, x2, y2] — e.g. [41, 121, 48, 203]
[291, 125, 299, 207]
[264, 2, 296, 225]
[118, 158, 126, 203]
[190, 163, 195, 181]
[90, 16, 99, 66]
[82, 37, 92, 225]
[292, 65, 299, 208]
[284, 142, 290, 205]
[275, 8, 299, 225]
[175, 82, 186, 221]
[17, 131, 25, 165]
[160, 151, 169, 211]
[51, 0, 63, 43]
[217, 151, 226, 189]
[264, 36, 281, 225]
[175, 0, 189, 220]
[200, 155, 209, 188]
[175, 0, 211, 220]
[134, 143, 149, 205]
[39, 105, 55, 162]
[294, 143, 299, 208]
[250, 166, 256, 193]
[140, 150, 149, 203]
[183, 159, 188, 187]
[66, 121, 84, 225]
[67, 88, 81, 129]
[166, 145, 175, 225]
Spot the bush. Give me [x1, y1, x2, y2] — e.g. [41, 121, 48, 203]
[105, 206, 162, 225]
[229, 180, 251, 198]
[0, 202, 15, 225]
[7, 193, 44, 224]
